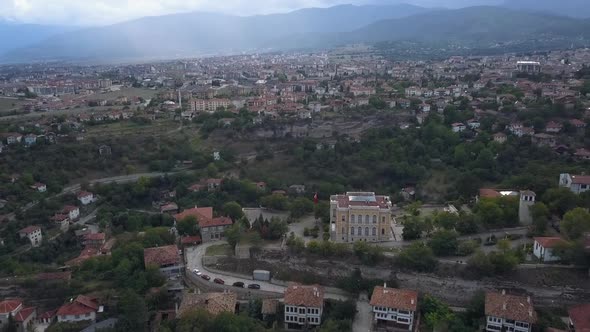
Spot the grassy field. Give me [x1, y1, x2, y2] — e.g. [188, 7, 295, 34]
[89, 87, 158, 101]
[0, 98, 29, 114]
[205, 244, 232, 256]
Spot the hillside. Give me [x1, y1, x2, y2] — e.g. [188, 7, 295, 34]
[503, 0, 590, 18]
[0, 22, 75, 54]
[0, 4, 427, 62]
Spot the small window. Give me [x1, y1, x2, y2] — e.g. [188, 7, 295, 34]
[365, 215, 370, 224]
[372, 227, 376, 236]
[351, 215, 355, 223]
[365, 227, 369, 236]
[373, 215, 377, 223]
[351, 227, 355, 235]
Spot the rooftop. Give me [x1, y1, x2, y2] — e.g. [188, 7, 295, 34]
[568, 303, 590, 331]
[19, 225, 40, 234]
[284, 284, 324, 308]
[0, 299, 22, 314]
[370, 286, 418, 311]
[331, 192, 392, 209]
[178, 291, 237, 316]
[57, 295, 99, 317]
[534, 237, 565, 249]
[485, 291, 537, 324]
[143, 245, 181, 267]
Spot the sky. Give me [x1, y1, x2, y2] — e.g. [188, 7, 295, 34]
[0, 0, 501, 26]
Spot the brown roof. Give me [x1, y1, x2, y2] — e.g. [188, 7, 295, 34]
[0, 299, 22, 314]
[571, 175, 590, 185]
[284, 284, 324, 307]
[56, 295, 99, 317]
[14, 307, 35, 322]
[569, 303, 590, 331]
[370, 286, 418, 311]
[200, 216, 233, 228]
[485, 291, 537, 324]
[178, 292, 237, 316]
[180, 235, 202, 245]
[534, 237, 565, 249]
[143, 245, 181, 267]
[261, 299, 279, 315]
[174, 207, 213, 221]
[19, 226, 40, 234]
[77, 191, 93, 199]
[479, 188, 501, 198]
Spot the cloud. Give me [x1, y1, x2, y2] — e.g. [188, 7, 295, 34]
[0, 0, 370, 26]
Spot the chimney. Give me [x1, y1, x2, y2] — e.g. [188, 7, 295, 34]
[384, 282, 387, 289]
[527, 296, 530, 304]
[503, 302, 506, 310]
[411, 299, 415, 305]
[501, 289, 506, 295]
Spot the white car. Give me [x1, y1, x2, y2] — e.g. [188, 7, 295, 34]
[193, 269, 202, 276]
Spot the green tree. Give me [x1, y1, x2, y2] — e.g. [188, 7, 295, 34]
[116, 290, 148, 332]
[542, 188, 582, 216]
[531, 202, 550, 235]
[561, 208, 590, 240]
[225, 223, 242, 249]
[289, 197, 314, 218]
[223, 201, 244, 221]
[177, 216, 199, 236]
[401, 216, 424, 240]
[396, 242, 437, 272]
[428, 230, 459, 256]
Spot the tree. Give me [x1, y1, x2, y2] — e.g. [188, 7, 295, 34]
[116, 290, 148, 332]
[456, 214, 478, 235]
[177, 216, 199, 236]
[428, 230, 459, 256]
[531, 202, 550, 235]
[435, 212, 459, 230]
[542, 188, 581, 216]
[289, 197, 314, 218]
[401, 216, 424, 240]
[225, 223, 242, 249]
[421, 294, 455, 331]
[223, 201, 244, 221]
[561, 208, 590, 240]
[267, 218, 289, 240]
[396, 242, 437, 272]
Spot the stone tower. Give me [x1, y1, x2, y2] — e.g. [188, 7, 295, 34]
[519, 190, 536, 225]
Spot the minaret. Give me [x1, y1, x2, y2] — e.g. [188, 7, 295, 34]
[178, 90, 182, 109]
[519, 190, 536, 225]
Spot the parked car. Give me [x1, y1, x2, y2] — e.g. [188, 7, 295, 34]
[192, 269, 202, 276]
[248, 284, 261, 289]
[232, 282, 245, 288]
[201, 274, 211, 281]
[213, 278, 225, 284]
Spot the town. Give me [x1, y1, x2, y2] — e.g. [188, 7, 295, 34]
[0, 42, 590, 332]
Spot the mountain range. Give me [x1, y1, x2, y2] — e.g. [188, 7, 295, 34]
[2, 3, 590, 63]
[0, 21, 75, 54]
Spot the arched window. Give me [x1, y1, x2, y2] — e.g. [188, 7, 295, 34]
[365, 215, 370, 224]
[358, 227, 362, 235]
[372, 227, 376, 236]
[351, 215, 355, 224]
[373, 215, 377, 224]
[365, 227, 369, 236]
[382, 216, 385, 223]
[351, 227, 355, 235]
[382, 228, 385, 235]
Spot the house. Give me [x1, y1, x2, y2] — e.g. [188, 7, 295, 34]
[545, 121, 563, 133]
[284, 284, 324, 330]
[83, 233, 106, 249]
[262, 299, 279, 321]
[24, 134, 37, 146]
[37, 310, 57, 325]
[451, 123, 466, 133]
[3, 133, 22, 145]
[62, 205, 80, 220]
[493, 133, 507, 144]
[56, 295, 101, 323]
[570, 119, 587, 129]
[533, 237, 565, 262]
[532, 133, 556, 147]
[559, 173, 590, 194]
[206, 178, 223, 192]
[173, 206, 233, 242]
[178, 291, 237, 317]
[188, 183, 205, 192]
[370, 285, 418, 331]
[31, 183, 47, 193]
[51, 214, 70, 232]
[289, 185, 306, 195]
[77, 191, 94, 205]
[467, 119, 481, 129]
[574, 148, 590, 161]
[0, 299, 36, 332]
[255, 182, 267, 191]
[485, 291, 537, 332]
[143, 245, 183, 278]
[568, 303, 590, 332]
[180, 235, 202, 247]
[160, 202, 179, 214]
[18, 226, 42, 247]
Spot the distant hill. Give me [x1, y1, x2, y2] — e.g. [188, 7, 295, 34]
[0, 22, 75, 54]
[0, 4, 428, 62]
[503, 0, 590, 18]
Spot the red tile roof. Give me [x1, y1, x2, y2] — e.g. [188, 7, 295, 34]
[571, 175, 590, 185]
[14, 307, 35, 322]
[62, 205, 78, 213]
[200, 217, 232, 228]
[479, 188, 501, 198]
[19, 226, 40, 234]
[180, 236, 202, 245]
[569, 303, 590, 331]
[174, 207, 213, 221]
[144, 245, 180, 267]
[77, 191, 93, 199]
[534, 237, 565, 249]
[57, 295, 99, 317]
[51, 214, 69, 222]
[284, 284, 324, 307]
[38, 309, 57, 320]
[83, 233, 105, 241]
[485, 291, 537, 324]
[370, 286, 418, 311]
[0, 299, 22, 314]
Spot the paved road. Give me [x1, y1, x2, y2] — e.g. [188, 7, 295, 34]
[353, 293, 373, 332]
[185, 242, 349, 301]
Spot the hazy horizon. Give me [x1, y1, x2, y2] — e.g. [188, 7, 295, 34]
[0, 0, 503, 26]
